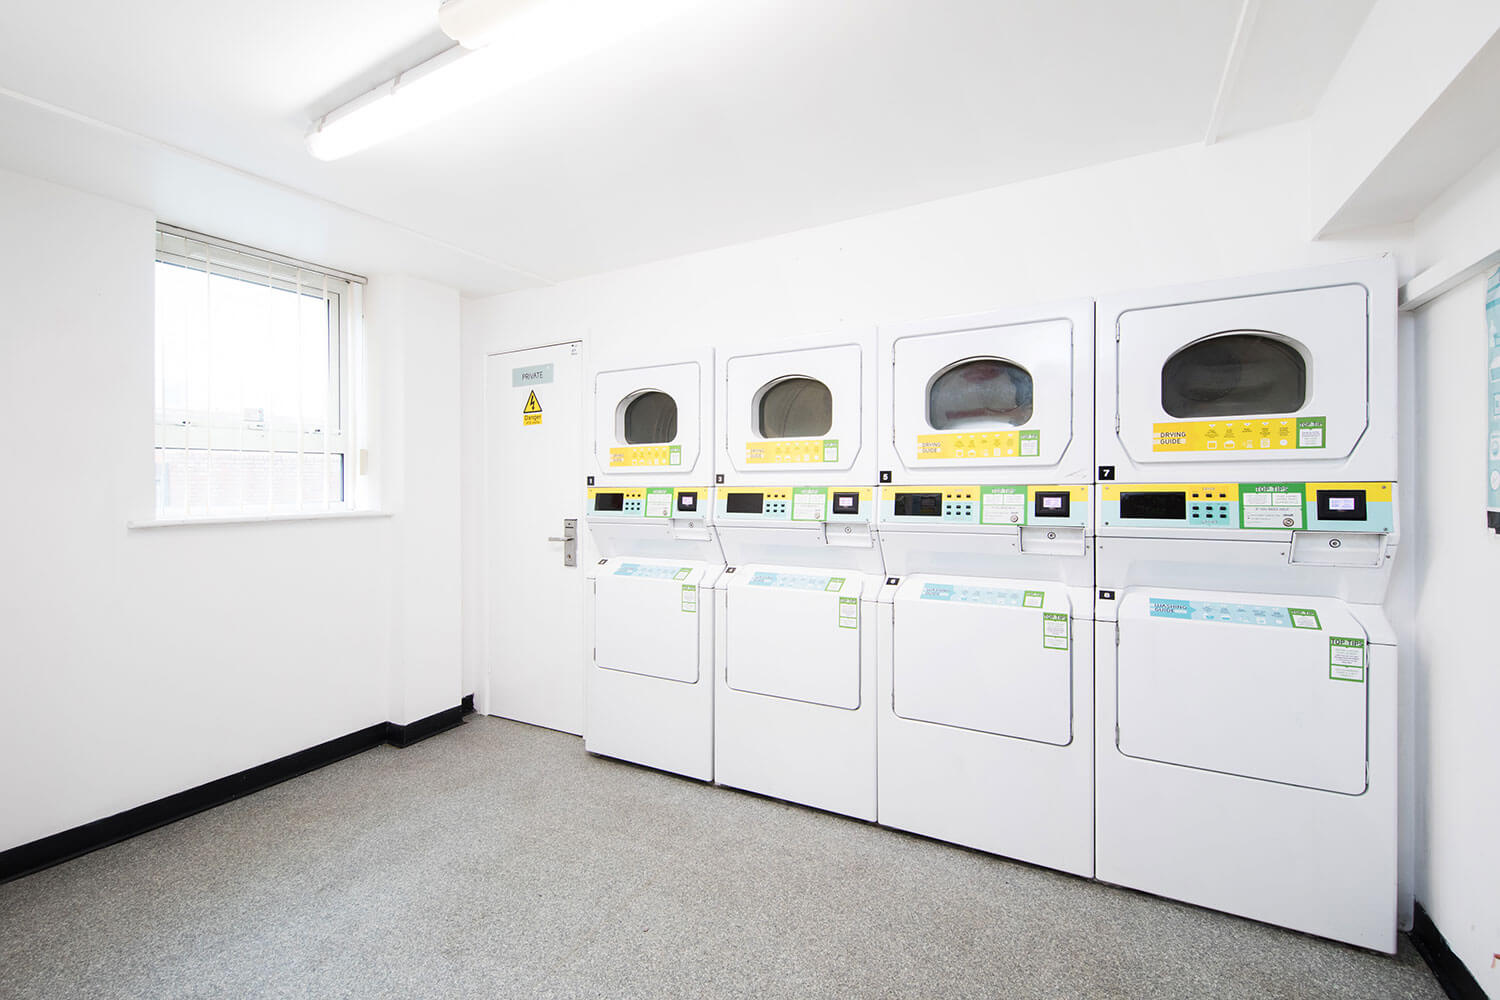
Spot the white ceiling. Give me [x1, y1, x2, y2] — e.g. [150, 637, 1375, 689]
[0, 0, 1374, 296]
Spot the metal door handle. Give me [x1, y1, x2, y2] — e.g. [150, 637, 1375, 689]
[550, 519, 578, 567]
[547, 536, 568, 542]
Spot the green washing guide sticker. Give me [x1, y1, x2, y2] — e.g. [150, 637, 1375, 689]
[825, 577, 846, 592]
[1023, 590, 1044, 609]
[1042, 611, 1069, 650]
[680, 584, 697, 613]
[823, 439, 839, 462]
[981, 485, 1028, 525]
[1329, 636, 1366, 682]
[838, 596, 858, 629]
[1288, 607, 1322, 630]
[1296, 416, 1326, 449]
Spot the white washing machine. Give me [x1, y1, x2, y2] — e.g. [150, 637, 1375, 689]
[874, 299, 1095, 876]
[584, 353, 723, 781]
[1094, 259, 1399, 952]
[712, 329, 882, 820]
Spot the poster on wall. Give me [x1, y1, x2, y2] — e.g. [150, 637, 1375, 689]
[1489, 265, 1500, 532]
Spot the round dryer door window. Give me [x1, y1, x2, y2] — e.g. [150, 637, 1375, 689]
[1161, 332, 1307, 419]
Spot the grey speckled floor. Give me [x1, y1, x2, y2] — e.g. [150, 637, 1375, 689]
[0, 716, 1443, 1000]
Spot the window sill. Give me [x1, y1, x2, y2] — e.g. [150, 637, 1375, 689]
[127, 510, 392, 530]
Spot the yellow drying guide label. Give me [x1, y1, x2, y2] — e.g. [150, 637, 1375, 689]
[609, 444, 682, 468]
[917, 429, 1039, 460]
[746, 438, 839, 464]
[1151, 416, 1325, 452]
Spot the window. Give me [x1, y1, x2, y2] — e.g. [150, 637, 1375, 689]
[622, 390, 677, 444]
[1161, 332, 1307, 419]
[153, 227, 365, 518]
[928, 358, 1033, 429]
[758, 377, 832, 438]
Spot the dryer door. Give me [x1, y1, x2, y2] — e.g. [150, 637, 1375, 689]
[593, 360, 704, 477]
[891, 317, 1076, 474]
[594, 561, 703, 683]
[724, 566, 862, 709]
[724, 342, 864, 474]
[891, 576, 1072, 745]
[1114, 588, 1369, 794]
[1114, 283, 1369, 466]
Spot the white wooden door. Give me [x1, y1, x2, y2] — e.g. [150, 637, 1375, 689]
[484, 342, 585, 734]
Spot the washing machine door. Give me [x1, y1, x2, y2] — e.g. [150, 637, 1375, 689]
[724, 566, 862, 709]
[1114, 283, 1369, 466]
[890, 315, 1079, 474]
[723, 342, 865, 473]
[593, 360, 704, 477]
[891, 575, 1073, 745]
[595, 560, 705, 683]
[1114, 588, 1369, 794]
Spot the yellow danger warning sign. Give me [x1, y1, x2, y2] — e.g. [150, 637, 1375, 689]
[523, 390, 543, 426]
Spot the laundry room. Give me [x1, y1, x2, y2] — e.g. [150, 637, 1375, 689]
[1, 2, 1497, 998]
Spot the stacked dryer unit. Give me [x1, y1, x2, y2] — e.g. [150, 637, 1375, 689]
[1093, 259, 1399, 951]
[712, 329, 883, 820]
[584, 352, 723, 781]
[874, 300, 1096, 876]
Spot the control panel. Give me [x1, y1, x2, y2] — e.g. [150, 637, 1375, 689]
[1099, 482, 1395, 532]
[877, 485, 1089, 528]
[588, 486, 708, 519]
[714, 486, 874, 523]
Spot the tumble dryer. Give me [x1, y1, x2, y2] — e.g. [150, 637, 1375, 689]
[1094, 259, 1399, 951]
[712, 329, 882, 820]
[874, 299, 1095, 876]
[584, 352, 723, 781]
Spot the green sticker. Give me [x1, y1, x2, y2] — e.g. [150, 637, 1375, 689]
[822, 438, 839, 463]
[981, 485, 1028, 525]
[1042, 611, 1069, 650]
[825, 577, 846, 592]
[644, 487, 675, 518]
[1288, 607, 1322, 630]
[1239, 482, 1305, 530]
[792, 487, 829, 522]
[1296, 416, 1326, 449]
[669, 445, 682, 465]
[1023, 590, 1044, 609]
[1329, 636, 1366, 682]
[681, 584, 698, 614]
[1019, 429, 1041, 458]
[838, 596, 859, 629]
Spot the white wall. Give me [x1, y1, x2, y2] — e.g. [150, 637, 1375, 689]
[0, 168, 462, 854]
[1406, 157, 1500, 992]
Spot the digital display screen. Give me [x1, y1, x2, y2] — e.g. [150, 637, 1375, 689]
[832, 491, 859, 514]
[726, 492, 764, 514]
[1316, 489, 1367, 521]
[1034, 491, 1070, 518]
[1119, 491, 1187, 520]
[893, 493, 943, 517]
[1043, 497, 1063, 508]
[594, 492, 625, 512]
[676, 491, 697, 511]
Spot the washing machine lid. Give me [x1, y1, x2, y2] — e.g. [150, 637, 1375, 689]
[1115, 588, 1369, 794]
[890, 316, 1079, 473]
[891, 575, 1072, 745]
[723, 565, 862, 709]
[1114, 283, 1369, 466]
[593, 360, 705, 478]
[594, 560, 706, 683]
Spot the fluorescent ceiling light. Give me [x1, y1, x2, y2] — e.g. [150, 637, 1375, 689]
[307, 0, 695, 161]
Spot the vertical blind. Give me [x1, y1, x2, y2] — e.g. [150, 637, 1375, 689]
[153, 227, 365, 518]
